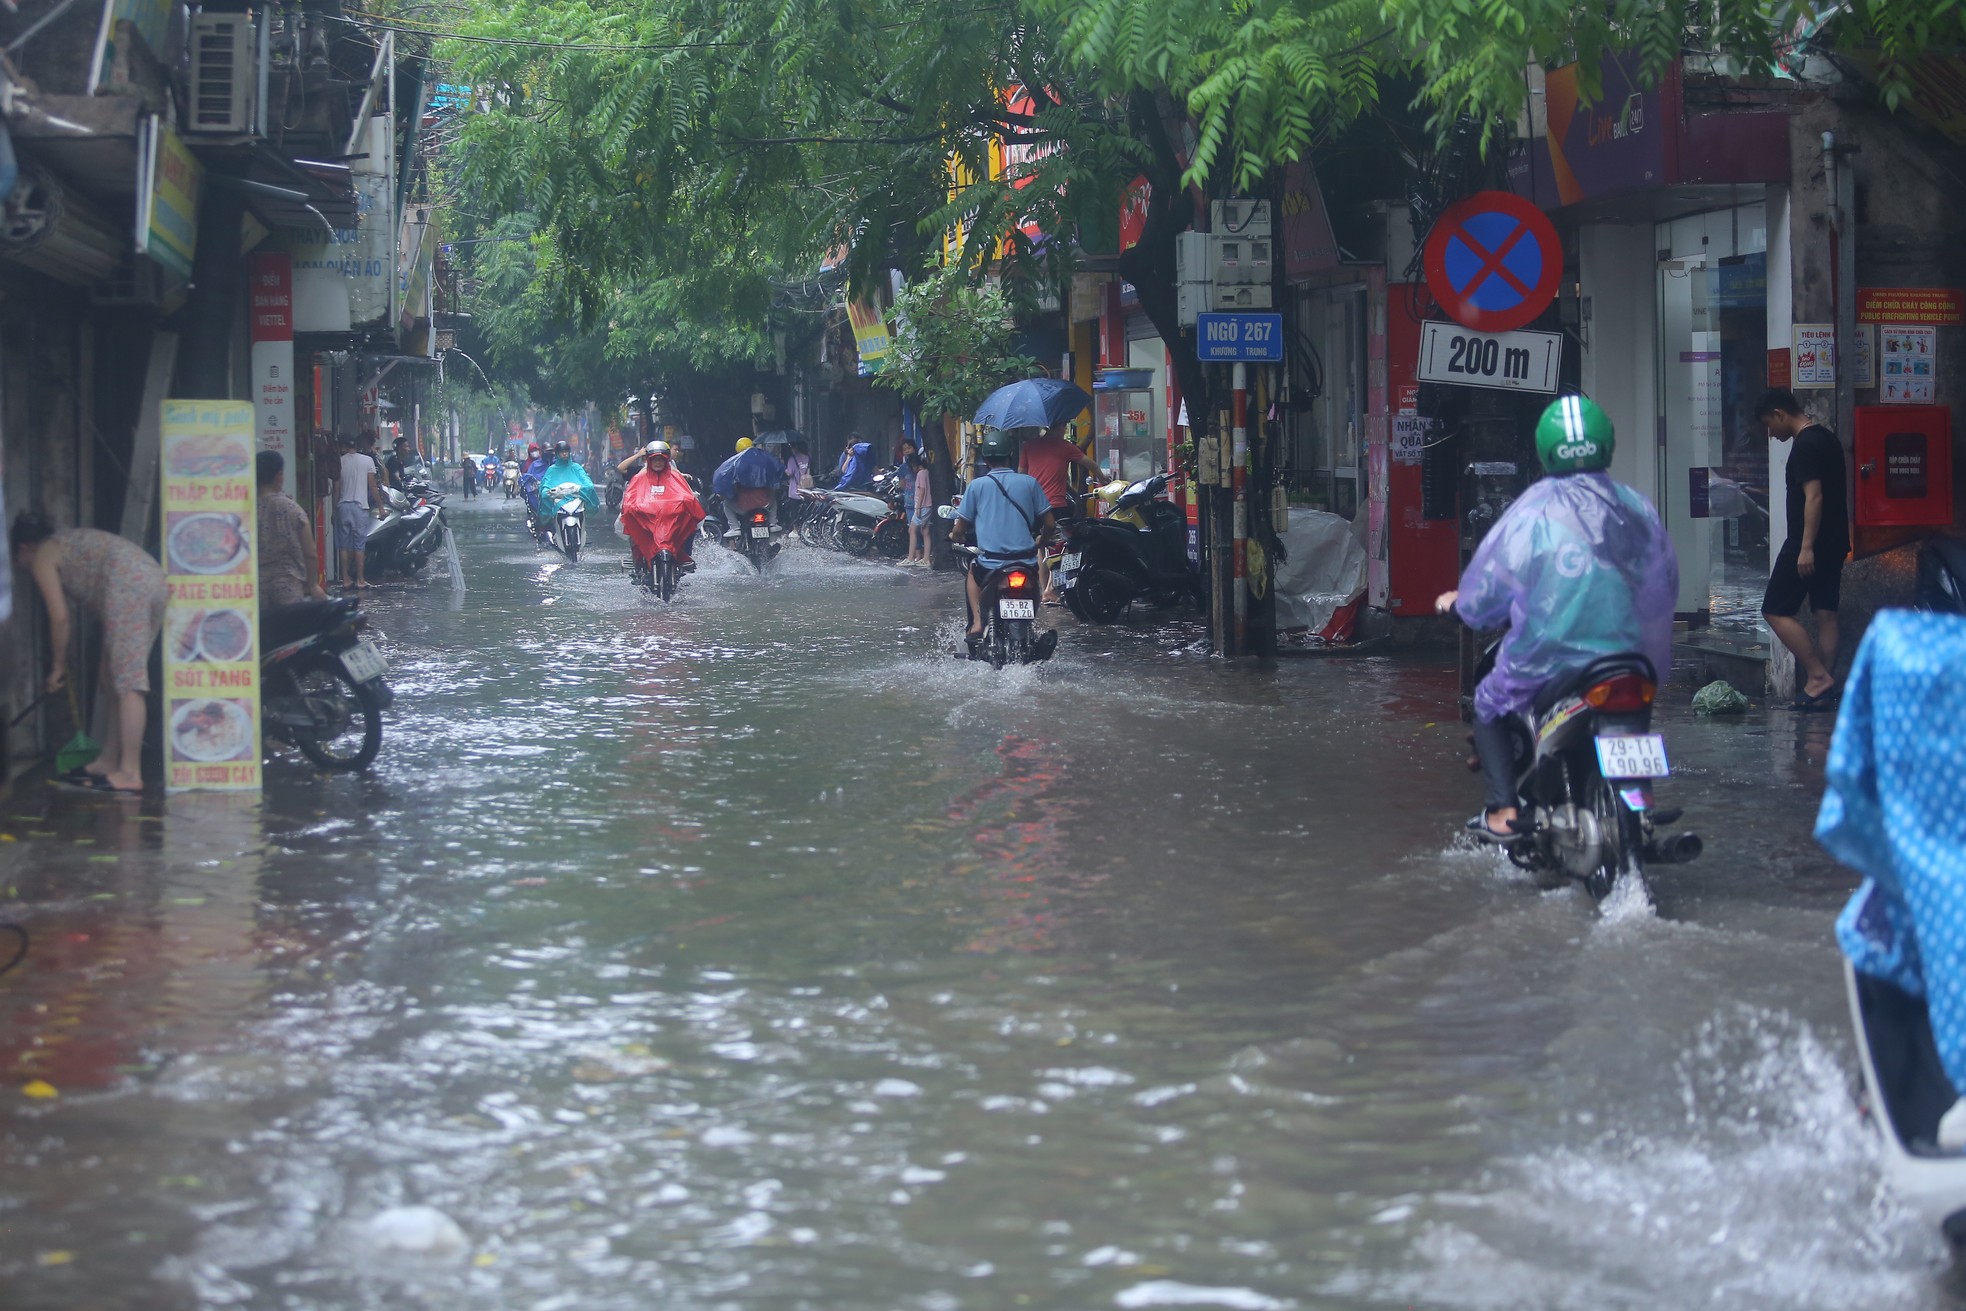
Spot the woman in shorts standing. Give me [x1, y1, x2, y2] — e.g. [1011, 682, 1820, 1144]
[10, 513, 167, 792]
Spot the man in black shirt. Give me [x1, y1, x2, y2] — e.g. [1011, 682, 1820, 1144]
[385, 436, 413, 490]
[1755, 388, 1849, 710]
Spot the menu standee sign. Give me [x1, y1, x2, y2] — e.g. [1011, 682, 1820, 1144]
[159, 401, 263, 792]
[250, 252, 297, 496]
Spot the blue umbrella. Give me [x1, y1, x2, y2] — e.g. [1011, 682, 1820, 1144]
[972, 378, 1093, 431]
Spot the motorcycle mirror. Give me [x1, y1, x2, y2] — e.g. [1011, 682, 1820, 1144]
[936, 505, 957, 520]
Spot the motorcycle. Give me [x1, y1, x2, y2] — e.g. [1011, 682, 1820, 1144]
[260, 597, 393, 770]
[1055, 473, 1202, 622]
[827, 487, 892, 556]
[627, 547, 689, 601]
[541, 481, 587, 562]
[604, 472, 625, 513]
[952, 543, 1058, 668]
[365, 477, 448, 578]
[1474, 644, 1702, 898]
[729, 502, 782, 573]
[504, 464, 520, 499]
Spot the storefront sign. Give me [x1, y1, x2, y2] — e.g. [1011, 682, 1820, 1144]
[1767, 348, 1792, 389]
[1416, 321, 1562, 393]
[1858, 287, 1965, 325]
[280, 174, 394, 332]
[1421, 191, 1561, 334]
[1792, 324, 1836, 387]
[1537, 52, 1667, 207]
[159, 400, 263, 794]
[846, 298, 890, 375]
[1881, 326, 1937, 403]
[1197, 312, 1284, 362]
[1279, 161, 1341, 280]
[250, 252, 296, 497]
[1391, 416, 1435, 465]
[136, 116, 200, 280]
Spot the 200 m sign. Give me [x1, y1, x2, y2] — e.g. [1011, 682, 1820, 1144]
[1416, 321, 1562, 394]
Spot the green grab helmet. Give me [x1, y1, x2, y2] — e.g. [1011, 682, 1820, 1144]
[1535, 394, 1615, 474]
[976, 430, 1017, 462]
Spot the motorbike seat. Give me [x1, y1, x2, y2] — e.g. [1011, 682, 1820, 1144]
[1531, 653, 1658, 718]
[262, 598, 356, 649]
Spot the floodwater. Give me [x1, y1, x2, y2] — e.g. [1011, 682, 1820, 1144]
[0, 496, 1951, 1310]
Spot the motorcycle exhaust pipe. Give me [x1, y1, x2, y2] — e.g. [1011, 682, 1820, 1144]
[1646, 832, 1704, 865]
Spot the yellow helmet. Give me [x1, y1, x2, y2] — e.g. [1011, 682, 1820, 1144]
[735, 437, 753, 452]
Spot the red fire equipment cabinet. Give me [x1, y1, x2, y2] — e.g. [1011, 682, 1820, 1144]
[1854, 405, 1954, 528]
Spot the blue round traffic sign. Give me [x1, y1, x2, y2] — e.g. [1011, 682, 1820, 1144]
[1422, 191, 1562, 334]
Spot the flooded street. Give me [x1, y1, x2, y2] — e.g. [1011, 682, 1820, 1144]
[0, 497, 1949, 1310]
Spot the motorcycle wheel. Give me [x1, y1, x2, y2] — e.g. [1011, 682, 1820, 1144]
[873, 519, 907, 558]
[282, 661, 383, 771]
[656, 555, 678, 602]
[988, 620, 1009, 670]
[1076, 568, 1130, 624]
[565, 525, 582, 564]
[1585, 777, 1643, 900]
[797, 512, 826, 547]
[840, 521, 875, 556]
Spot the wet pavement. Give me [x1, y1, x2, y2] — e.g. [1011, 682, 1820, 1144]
[0, 496, 1951, 1309]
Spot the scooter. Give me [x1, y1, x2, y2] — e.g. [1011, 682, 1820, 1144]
[504, 464, 520, 499]
[952, 544, 1058, 668]
[541, 481, 587, 562]
[727, 502, 782, 573]
[1843, 537, 1966, 1251]
[365, 480, 447, 578]
[604, 472, 625, 513]
[828, 488, 892, 556]
[1055, 473, 1202, 622]
[261, 597, 394, 770]
[1474, 646, 1702, 899]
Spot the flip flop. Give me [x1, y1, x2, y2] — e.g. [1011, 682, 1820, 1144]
[1791, 688, 1837, 712]
[1464, 814, 1522, 844]
[53, 774, 135, 794]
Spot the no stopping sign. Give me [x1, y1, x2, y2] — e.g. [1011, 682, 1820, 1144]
[1422, 191, 1562, 334]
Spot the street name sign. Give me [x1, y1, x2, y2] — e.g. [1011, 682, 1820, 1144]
[1197, 312, 1284, 362]
[1422, 190, 1562, 334]
[1417, 321, 1562, 393]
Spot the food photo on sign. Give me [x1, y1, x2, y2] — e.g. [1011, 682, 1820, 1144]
[169, 697, 256, 765]
[165, 511, 251, 576]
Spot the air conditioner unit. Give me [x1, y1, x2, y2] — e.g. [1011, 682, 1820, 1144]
[186, 12, 261, 136]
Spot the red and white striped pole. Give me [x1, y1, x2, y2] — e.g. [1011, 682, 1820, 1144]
[1231, 362, 1248, 655]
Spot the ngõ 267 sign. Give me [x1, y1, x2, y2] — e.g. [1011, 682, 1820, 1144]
[1417, 321, 1562, 394]
[1197, 313, 1284, 362]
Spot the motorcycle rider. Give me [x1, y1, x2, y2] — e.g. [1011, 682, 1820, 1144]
[950, 430, 1057, 659]
[619, 440, 706, 577]
[713, 436, 788, 545]
[520, 442, 548, 524]
[537, 439, 598, 525]
[1435, 395, 1678, 840]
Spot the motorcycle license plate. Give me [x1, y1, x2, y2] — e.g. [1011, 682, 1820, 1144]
[341, 640, 388, 683]
[1595, 733, 1669, 779]
[1059, 552, 1081, 572]
[999, 598, 1036, 620]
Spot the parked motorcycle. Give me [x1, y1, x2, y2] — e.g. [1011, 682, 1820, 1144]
[541, 481, 587, 562]
[1473, 643, 1702, 899]
[365, 476, 448, 578]
[827, 488, 891, 556]
[1055, 473, 1202, 622]
[260, 597, 393, 770]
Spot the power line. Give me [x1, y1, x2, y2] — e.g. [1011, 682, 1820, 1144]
[334, 10, 750, 51]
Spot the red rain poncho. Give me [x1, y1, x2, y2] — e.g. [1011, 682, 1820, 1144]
[621, 468, 705, 563]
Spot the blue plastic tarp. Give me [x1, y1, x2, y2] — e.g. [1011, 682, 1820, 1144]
[1824, 611, 1966, 1093]
[713, 446, 787, 500]
[1454, 471, 1678, 721]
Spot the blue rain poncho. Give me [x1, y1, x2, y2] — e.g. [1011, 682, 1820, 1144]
[712, 446, 787, 500]
[537, 459, 597, 511]
[1454, 471, 1678, 721]
[1824, 611, 1966, 1093]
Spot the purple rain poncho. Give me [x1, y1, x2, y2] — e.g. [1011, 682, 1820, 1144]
[1454, 471, 1678, 722]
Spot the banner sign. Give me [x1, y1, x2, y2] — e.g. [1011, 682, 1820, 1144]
[1416, 321, 1562, 393]
[159, 401, 263, 793]
[1858, 287, 1965, 325]
[136, 116, 201, 280]
[281, 174, 393, 332]
[846, 298, 890, 375]
[250, 252, 297, 496]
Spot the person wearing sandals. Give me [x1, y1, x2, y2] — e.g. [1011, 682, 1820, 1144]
[1755, 389, 1849, 711]
[902, 451, 933, 565]
[336, 432, 382, 590]
[9, 512, 167, 793]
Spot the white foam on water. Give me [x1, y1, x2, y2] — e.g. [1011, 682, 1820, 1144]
[1338, 1006, 1946, 1311]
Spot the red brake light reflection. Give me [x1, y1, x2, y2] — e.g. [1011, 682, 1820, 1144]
[1005, 570, 1030, 590]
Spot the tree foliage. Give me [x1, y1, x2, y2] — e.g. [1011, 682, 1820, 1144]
[874, 268, 1038, 424]
[1047, 0, 1966, 188]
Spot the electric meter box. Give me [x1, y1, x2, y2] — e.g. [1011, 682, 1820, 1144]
[1854, 405, 1955, 527]
[1210, 199, 1273, 238]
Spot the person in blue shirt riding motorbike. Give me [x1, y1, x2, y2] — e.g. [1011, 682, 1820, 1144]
[951, 430, 1056, 658]
[535, 440, 598, 541]
[1436, 395, 1678, 839]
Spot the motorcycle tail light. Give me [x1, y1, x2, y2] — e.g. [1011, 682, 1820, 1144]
[752, 512, 767, 524]
[1005, 569, 1031, 591]
[1585, 674, 1656, 713]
